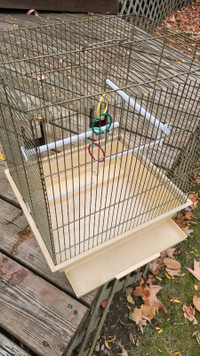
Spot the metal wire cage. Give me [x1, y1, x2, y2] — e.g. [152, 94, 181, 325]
[0, 15, 199, 272]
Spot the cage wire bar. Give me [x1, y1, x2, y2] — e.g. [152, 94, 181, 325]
[0, 15, 199, 269]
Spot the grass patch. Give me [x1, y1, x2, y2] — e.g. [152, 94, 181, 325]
[99, 186, 200, 356]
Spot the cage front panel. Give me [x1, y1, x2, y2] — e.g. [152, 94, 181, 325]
[0, 74, 55, 261]
[0, 15, 199, 266]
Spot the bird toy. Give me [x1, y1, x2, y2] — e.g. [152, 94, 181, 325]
[87, 94, 112, 163]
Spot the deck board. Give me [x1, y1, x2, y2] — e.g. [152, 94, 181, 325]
[0, 160, 19, 206]
[0, 333, 31, 356]
[0, 252, 89, 356]
[0, 197, 99, 305]
[0, 141, 99, 305]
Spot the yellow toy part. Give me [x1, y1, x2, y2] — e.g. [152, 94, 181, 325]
[96, 93, 110, 119]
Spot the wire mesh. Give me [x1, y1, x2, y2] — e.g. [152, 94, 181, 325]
[0, 15, 199, 266]
[118, 0, 193, 21]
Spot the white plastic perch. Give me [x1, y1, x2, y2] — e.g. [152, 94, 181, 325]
[21, 122, 120, 161]
[105, 138, 164, 162]
[106, 79, 170, 136]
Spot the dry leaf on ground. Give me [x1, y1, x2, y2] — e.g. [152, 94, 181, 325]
[149, 248, 178, 275]
[165, 268, 182, 277]
[127, 294, 135, 305]
[183, 304, 198, 325]
[131, 308, 142, 324]
[189, 194, 199, 210]
[183, 227, 194, 236]
[129, 333, 135, 345]
[193, 331, 200, 345]
[193, 295, 200, 312]
[163, 257, 182, 277]
[130, 307, 150, 334]
[185, 211, 193, 220]
[148, 285, 167, 314]
[163, 2, 200, 42]
[163, 258, 181, 270]
[175, 214, 187, 230]
[146, 275, 156, 285]
[117, 346, 129, 356]
[186, 260, 200, 281]
[161, 248, 176, 259]
[134, 280, 167, 314]
[149, 258, 163, 275]
[141, 304, 156, 320]
[101, 298, 108, 308]
[27, 9, 39, 16]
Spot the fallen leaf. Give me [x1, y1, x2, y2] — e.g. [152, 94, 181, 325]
[101, 298, 108, 308]
[170, 299, 181, 303]
[183, 227, 194, 236]
[193, 331, 200, 344]
[105, 340, 110, 350]
[148, 285, 167, 314]
[158, 329, 163, 334]
[165, 272, 171, 279]
[141, 304, 156, 320]
[134, 281, 167, 314]
[127, 294, 135, 305]
[163, 258, 181, 270]
[27, 9, 39, 16]
[193, 295, 200, 312]
[130, 308, 150, 333]
[183, 304, 198, 324]
[175, 214, 187, 230]
[194, 284, 198, 291]
[107, 335, 116, 343]
[186, 260, 200, 281]
[129, 333, 135, 345]
[161, 247, 176, 259]
[131, 308, 142, 325]
[149, 259, 163, 275]
[133, 281, 150, 303]
[146, 275, 156, 285]
[189, 193, 199, 210]
[185, 211, 193, 220]
[156, 276, 162, 281]
[166, 268, 182, 277]
[117, 345, 128, 356]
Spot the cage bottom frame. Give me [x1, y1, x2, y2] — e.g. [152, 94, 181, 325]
[5, 135, 191, 297]
[42, 137, 190, 263]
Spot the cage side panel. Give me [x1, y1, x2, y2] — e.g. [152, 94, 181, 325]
[0, 16, 199, 266]
[0, 74, 55, 262]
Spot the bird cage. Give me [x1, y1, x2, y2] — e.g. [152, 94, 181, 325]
[0, 15, 199, 297]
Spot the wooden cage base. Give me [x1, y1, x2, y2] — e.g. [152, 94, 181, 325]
[63, 218, 187, 297]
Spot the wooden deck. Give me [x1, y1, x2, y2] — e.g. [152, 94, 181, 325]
[0, 11, 101, 356]
[0, 154, 101, 355]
